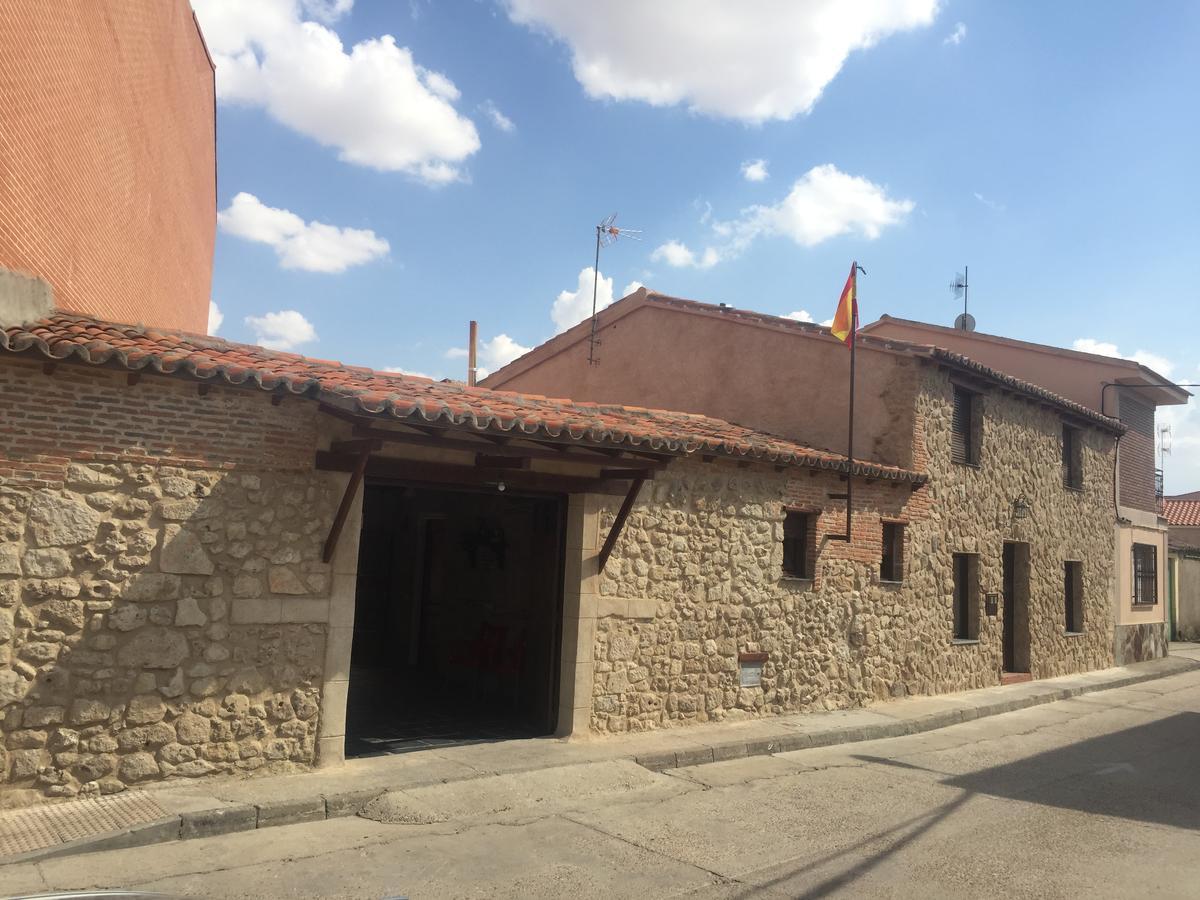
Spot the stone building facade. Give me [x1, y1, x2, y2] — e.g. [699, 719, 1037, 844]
[586, 363, 1118, 732]
[0, 355, 349, 802]
[0, 310, 1120, 800]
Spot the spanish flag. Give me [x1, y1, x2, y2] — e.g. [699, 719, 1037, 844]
[831, 262, 858, 346]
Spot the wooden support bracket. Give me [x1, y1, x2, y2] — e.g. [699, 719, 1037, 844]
[322, 439, 376, 563]
[598, 475, 646, 573]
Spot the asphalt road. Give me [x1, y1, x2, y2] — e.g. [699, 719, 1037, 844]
[6, 667, 1200, 899]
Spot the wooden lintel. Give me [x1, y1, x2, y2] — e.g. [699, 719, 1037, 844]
[330, 438, 383, 455]
[322, 442, 373, 563]
[598, 475, 646, 573]
[599, 467, 656, 481]
[475, 454, 530, 469]
[315, 451, 625, 495]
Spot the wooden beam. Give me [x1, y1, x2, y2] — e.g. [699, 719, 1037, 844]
[330, 438, 382, 455]
[598, 476, 646, 572]
[475, 455, 530, 469]
[322, 442, 372, 563]
[349, 424, 666, 470]
[599, 467, 656, 480]
[315, 451, 626, 495]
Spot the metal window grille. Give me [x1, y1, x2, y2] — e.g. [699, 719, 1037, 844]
[1132, 543, 1157, 605]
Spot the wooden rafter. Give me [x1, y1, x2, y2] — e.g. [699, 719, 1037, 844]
[322, 439, 375, 563]
[598, 475, 646, 573]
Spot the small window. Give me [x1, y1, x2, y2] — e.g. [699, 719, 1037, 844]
[1132, 543, 1157, 605]
[1062, 424, 1082, 489]
[782, 511, 815, 579]
[953, 552, 979, 640]
[1064, 561, 1084, 632]
[951, 386, 979, 465]
[880, 522, 904, 582]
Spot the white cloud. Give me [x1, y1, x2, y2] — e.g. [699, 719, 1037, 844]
[974, 191, 1004, 212]
[447, 333, 532, 378]
[784, 310, 814, 322]
[208, 301, 224, 335]
[1071, 338, 1174, 379]
[503, 0, 938, 122]
[944, 22, 967, 45]
[218, 192, 390, 273]
[480, 100, 516, 132]
[741, 159, 769, 182]
[192, 0, 480, 184]
[650, 240, 723, 270]
[383, 366, 436, 379]
[245, 310, 318, 350]
[655, 164, 913, 268]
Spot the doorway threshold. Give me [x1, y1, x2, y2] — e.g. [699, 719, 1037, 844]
[1001, 671, 1033, 686]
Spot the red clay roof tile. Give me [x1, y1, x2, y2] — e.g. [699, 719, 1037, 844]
[2, 313, 926, 483]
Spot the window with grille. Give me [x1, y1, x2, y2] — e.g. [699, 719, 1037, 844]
[1062, 424, 1083, 489]
[951, 386, 979, 465]
[953, 552, 979, 640]
[782, 511, 815, 579]
[1132, 543, 1157, 605]
[1064, 561, 1084, 632]
[880, 522, 904, 582]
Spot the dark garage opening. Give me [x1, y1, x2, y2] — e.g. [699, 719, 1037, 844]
[346, 481, 566, 757]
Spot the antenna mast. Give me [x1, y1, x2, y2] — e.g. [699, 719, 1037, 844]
[587, 214, 640, 365]
[951, 267, 974, 331]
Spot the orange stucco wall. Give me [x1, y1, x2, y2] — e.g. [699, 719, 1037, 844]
[0, 0, 216, 333]
[489, 304, 921, 468]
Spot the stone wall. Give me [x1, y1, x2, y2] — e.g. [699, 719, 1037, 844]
[0, 361, 338, 799]
[590, 363, 1118, 733]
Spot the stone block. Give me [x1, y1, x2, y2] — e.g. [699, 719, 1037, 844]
[324, 789, 381, 818]
[231, 597, 282, 624]
[711, 742, 749, 762]
[596, 596, 628, 618]
[268, 565, 308, 595]
[280, 598, 328, 623]
[21, 549, 71, 578]
[174, 713, 212, 745]
[122, 573, 181, 603]
[626, 597, 658, 620]
[118, 751, 160, 782]
[256, 797, 325, 828]
[674, 747, 715, 767]
[173, 595, 207, 628]
[180, 804, 258, 840]
[116, 627, 189, 669]
[634, 752, 676, 771]
[160, 525, 214, 575]
[22, 706, 64, 727]
[126, 694, 166, 725]
[68, 699, 111, 725]
[29, 491, 103, 547]
[0, 544, 20, 575]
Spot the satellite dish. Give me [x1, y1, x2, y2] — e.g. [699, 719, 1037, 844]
[954, 312, 976, 332]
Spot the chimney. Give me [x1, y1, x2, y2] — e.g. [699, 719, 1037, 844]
[0, 268, 54, 328]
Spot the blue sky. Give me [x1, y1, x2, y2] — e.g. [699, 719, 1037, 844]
[194, 0, 1200, 490]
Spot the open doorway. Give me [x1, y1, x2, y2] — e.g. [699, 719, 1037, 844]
[1002, 541, 1031, 676]
[346, 481, 566, 757]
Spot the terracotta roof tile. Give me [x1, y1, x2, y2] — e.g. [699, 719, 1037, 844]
[1164, 498, 1200, 527]
[1, 313, 926, 483]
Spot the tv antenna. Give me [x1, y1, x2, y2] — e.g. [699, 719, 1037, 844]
[588, 213, 641, 365]
[950, 266, 973, 331]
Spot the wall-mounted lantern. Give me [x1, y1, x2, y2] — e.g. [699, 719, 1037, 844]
[1012, 495, 1032, 521]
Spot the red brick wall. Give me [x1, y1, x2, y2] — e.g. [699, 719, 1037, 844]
[0, 0, 215, 333]
[0, 359, 318, 488]
[1118, 397, 1158, 513]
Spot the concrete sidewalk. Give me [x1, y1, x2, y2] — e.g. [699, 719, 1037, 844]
[4, 644, 1198, 866]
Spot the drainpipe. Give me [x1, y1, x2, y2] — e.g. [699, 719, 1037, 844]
[468, 320, 478, 387]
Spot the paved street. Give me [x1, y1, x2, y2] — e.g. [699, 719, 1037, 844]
[5, 666, 1200, 899]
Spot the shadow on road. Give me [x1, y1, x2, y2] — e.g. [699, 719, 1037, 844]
[724, 711, 1200, 897]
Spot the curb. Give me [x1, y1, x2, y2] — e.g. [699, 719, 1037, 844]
[4, 655, 1196, 866]
[632, 657, 1200, 772]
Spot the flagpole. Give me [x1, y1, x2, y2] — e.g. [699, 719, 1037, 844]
[845, 266, 856, 542]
